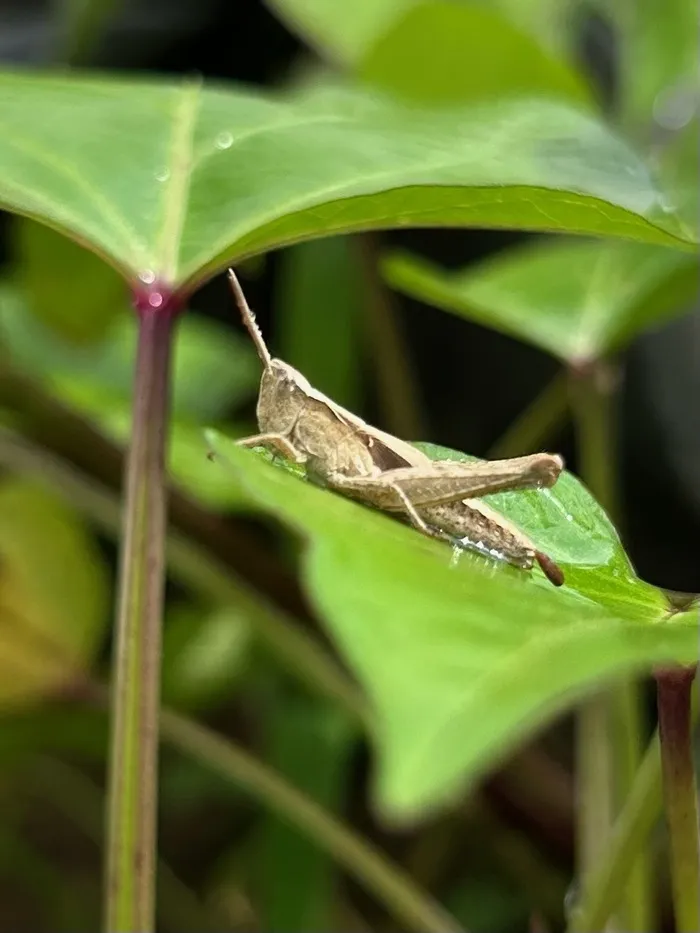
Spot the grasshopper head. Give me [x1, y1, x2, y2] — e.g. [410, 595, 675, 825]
[257, 359, 312, 434]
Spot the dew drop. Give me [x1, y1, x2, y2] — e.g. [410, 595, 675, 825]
[148, 291, 164, 308]
[139, 269, 156, 285]
[566, 513, 574, 522]
[155, 167, 170, 182]
[659, 195, 677, 214]
[653, 85, 696, 131]
[215, 131, 234, 150]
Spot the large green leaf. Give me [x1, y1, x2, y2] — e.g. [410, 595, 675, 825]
[0, 479, 108, 707]
[0, 72, 694, 293]
[358, 1, 594, 107]
[207, 432, 695, 818]
[382, 240, 699, 361]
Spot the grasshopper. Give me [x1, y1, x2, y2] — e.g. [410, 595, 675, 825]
[228, 270, 565, 586]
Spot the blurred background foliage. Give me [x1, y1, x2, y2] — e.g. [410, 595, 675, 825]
[0, 0, 696, 930]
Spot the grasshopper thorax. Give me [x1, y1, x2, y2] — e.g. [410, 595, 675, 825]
[257, 359, 313, 435]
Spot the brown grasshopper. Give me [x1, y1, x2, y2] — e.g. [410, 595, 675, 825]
[227, 269, 565, 586]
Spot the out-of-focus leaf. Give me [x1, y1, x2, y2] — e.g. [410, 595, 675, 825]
[254, 695, 354, 931]
[207, 432, 695, 819]
[14, 218, 127, 343]
[0, 479, 108, 707]
[447, 873, 526, 932]
[276, 237, 363, 409]
[0, 72, 694, 295]
[0, 284, 258, 421]
[266, 0, 579, 64]
[359, 1, 594, 107]
[58, 0, 121, 64]
[382, 240, 698, 361]
[46, 388, 249, 510]
[264, 0, 419, 65]
[495, 0, 578, 54]
[602, 0, 698, 134]
[0, 706, 107, 764]
[162, 603, 251, 711]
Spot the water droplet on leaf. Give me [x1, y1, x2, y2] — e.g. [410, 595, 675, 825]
[155, 168, 170, 182]
[215, 131, 233, 150]
[148, 292, 164, 308]
[139, 269, 156, 285]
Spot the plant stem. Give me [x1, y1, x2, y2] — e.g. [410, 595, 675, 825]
[104, 283, 182, 933]
[487, 371, 569, 459]
[655, 665, 700, 933]
[568, 359, 651, 932]
[568, 724, 663, 932]
[355, 235, 427, 441]
[570, 675, 700, 932]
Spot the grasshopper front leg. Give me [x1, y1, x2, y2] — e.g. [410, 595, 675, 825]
[237, 432, 307, 464]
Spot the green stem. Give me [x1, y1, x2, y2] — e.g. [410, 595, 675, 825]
[575, 693, 614, 898]
[104, 285, 182, 933]
[568, 361, 619, 518]
[568, 724, 662, 932]
[655, 665, 700, 933]
[568, 359, 651, 932]
[570, 680, 700, 932]
[158, 707, 465, 933]
[610, 676, 651, 931]
[487, 371, 569, 459]
[0, 428, 367, 723]
[355, 235, 427, 441]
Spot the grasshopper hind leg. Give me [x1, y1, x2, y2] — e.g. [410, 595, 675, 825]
[420, 500, 565, 587]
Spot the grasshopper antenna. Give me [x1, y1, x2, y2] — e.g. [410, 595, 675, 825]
[227, 268, 272, 368]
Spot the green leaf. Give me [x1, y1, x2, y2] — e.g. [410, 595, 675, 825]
[382, 240, 699, 361]
[264, 0, 419, 65]
[412, 443, 667, 624]
[161, 603, 252, 711]
[14, 218, 128, 343]
[206, 432, 695, 818]
[358, 1, 594, 107]
[276, 237, 363, 410]
[0, 73, 694, 292]
[0, 479, 108, 707]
